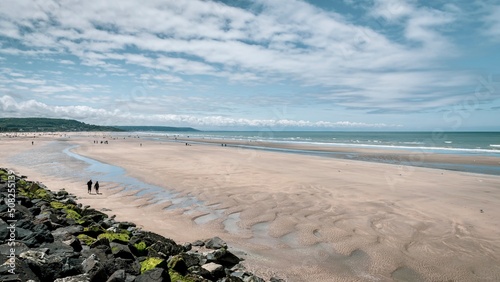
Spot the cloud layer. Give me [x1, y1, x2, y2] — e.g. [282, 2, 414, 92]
[0, 0, 498, 128]
[0, 95, 395, 128]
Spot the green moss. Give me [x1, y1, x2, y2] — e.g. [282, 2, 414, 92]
[51, 201, 83, 222]
[134, 241, 147, 255]
[77, 234, 96, 246]
[0, 170, 7, 182]
[169, 270, 196, 282]
[50, 201, 65, 209]
[97, 231, 130, 244]
[65, 209, 82, 220]
[17, 179, 27, 187]
[140, 257, 164, 274]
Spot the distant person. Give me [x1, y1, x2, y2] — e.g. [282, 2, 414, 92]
[87, 179, 93, 194]
[140, 143, 142, 147]
[32, 141, 34, 145]
[94, 181, 100, 194]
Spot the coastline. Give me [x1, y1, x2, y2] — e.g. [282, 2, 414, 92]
[2, 133, 500, 281]
[170, 136, 500, 175]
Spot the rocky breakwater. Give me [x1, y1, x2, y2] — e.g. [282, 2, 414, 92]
[0, 168, 284, 282]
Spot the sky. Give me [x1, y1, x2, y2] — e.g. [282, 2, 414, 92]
[0, 0, 499, 131]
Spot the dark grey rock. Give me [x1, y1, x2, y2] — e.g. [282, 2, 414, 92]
[41, 241, 75, 257]
[205, 237, 227, 249]
[64, 237, 83, 252]
[102, 258, 141, 276]
[81, 254, 107, 282]
[106, 269, 126, 282]
[182, 242, 192, 252]
[52, 225, 84, 241]
[21, 252, 65, 281]
[110, 242, 135, 260]
[117, 221, 135, 229]
[0, 242, 29, 256]
[192, 240, 205, 247]
[134, 268, 171, 282]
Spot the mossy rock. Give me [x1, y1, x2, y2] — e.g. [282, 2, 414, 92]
[20, 183, 52, 201]
[169, 270, 195, 282]
[17, 179, 27, 187]
[97, 231, 130, 244]
[168, 255, 187, 274]
[0, 170, 7, 181]
[77, 234, 96, 246]
[65, 209, 82, 221]
[140, 257, 166, 274]
[51, 201, 83, 222]
[82, 225, 105, 237]
[50, 201, 65, 209]
[132, 241, 148, 256]
[169, 270, 197, 282]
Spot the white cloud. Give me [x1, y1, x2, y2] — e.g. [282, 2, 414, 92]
[0, 0, 483, 114]
[15, 78, 46, 85]
[0, 95, 397, 128]
[482, 5, 500, 41]
[59, 59, 75, 65]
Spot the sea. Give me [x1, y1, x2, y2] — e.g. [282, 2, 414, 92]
[138, 131, 500, 175]
[145, 131, 500, 154]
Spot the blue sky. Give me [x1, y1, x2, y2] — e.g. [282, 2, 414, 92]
[0, 0, 499, 130]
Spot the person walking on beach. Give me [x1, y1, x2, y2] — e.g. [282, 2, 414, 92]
[94, 181, 100, 195]
[87, 179, 92, 194]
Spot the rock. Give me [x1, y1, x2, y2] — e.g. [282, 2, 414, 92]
[22, 252, 65, 281]
[42, 241, 76, 257]
[81, 254, 107, 282]
[134, 268, 171, 282]
[54, 274, 90, 282]
[21, 224, 54, 247]
[0, 242, 30, 256]
[61, 256, 85, 277]
[218, 250, 241, 267]
[201, 262, 224, 278]
[19, 250, 47, 264]
[205, 237, 227, 249]
[243, 276, 265, 282]
[187, 265, 211, 278]
[182, 242, 192, 252]
[103, 258, 141, 276]
[220, 277, 244, 282]
[146, 239, 183, 258]
[90, 237, 110, 249]
[110, 242, 135, 260]
[117, 221, 135, 229]
[192, 240, 205, 247]
[269, 277, 285, 282]
[64, 237, 83, 252]
[16, 218, 36, 230]
[52, 225, 84, 241]
[0, 257, 39, 282]
[15, 227, 33, 239]
[167, 254, 188, 275]
[106, 269, 126, 282]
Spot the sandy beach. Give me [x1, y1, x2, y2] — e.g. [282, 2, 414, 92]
[2, 133, 500, 281]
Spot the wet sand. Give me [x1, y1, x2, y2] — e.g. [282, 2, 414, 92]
[2, 133, 500, 281]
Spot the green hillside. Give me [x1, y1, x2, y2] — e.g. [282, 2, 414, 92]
[0, 118, 122, 132]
